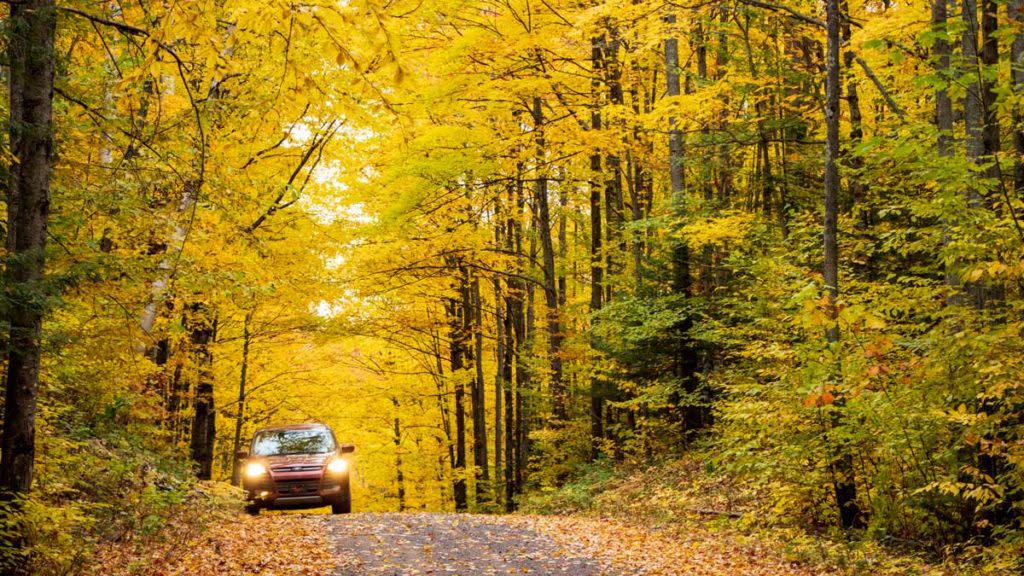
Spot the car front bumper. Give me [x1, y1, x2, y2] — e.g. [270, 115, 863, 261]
[244, 473, 346, 508]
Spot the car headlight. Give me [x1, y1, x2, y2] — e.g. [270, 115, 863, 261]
[326, 458, 348, 474]
[245, 462, 268, 477]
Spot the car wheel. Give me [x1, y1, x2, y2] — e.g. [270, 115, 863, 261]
[245, 504, 261, 516]
[332, 482, 352, 514]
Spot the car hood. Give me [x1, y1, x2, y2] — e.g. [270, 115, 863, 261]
[261, 453, 331, 470]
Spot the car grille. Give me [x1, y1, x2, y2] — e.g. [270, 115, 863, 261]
[271, 465, 322, 473]
[274, 479, 320, 496]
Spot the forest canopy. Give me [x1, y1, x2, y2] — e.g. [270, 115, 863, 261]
[2, 0, 1024, 573]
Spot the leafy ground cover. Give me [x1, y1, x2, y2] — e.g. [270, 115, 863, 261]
[87, 492, 333, 576]
[521, 458, 969, 576]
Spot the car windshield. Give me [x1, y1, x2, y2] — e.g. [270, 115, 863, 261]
[251, 428, 335, 456]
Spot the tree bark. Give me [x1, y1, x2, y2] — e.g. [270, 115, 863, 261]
[605, 33, 625, 305]
[1, 0, 57, 514]
[447, 283, 468, 511]
[840, 0, 865, 215]
[825, 0, 862, 531]
[666, 22, 690, 295]
[230, 310, 254, 486]
[980, 0, 1000, 182]
[392, 397, 406, 512]
[589, 35, 606, 459]
[492, 275, 504, 503]
[933, 0, 961, 301]
[666, 23, 685, 204]
[188, 305, 217, 480]
[934, 0, 953, 157]
[963, 0, 984, 208]
[1011, 0, 1024, 196]
[532, 97, 566, 423]
[470, 273, 490, 503]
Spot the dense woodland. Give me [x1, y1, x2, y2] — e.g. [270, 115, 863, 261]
[2, 0, 1024, 572]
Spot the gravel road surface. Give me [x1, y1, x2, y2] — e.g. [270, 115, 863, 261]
[330, 513, 613, 575]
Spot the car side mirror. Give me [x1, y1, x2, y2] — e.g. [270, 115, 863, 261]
[235, 451, 249, 460]
[340, 444, 355, 454]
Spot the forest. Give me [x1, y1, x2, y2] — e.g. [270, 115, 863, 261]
[2, 0, 1024, 573]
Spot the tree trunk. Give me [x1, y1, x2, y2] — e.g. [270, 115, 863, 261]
[188, 305, 217, 480]
[1, 0, 57, 516]
[589, 35, 606, 459]
[503, 292, 516, 510]
[963, 0, 984, 208]
[431, 328, 456, 507]
[933, 0, 961, 301]
[1011, 0, 1024, 196]
[1012, 0, 1024, 197]
[665, 22, 689, 294]
[840, 0, 865, 214]
[447, 286, 468, 511]
[981, 0, 1000, 182]
[694, 20, 715, 205]
[518, 227, 537, 493]
[934, 0, 954, 157]
[230, 310, 254, 486]
[492, 276, 504, 503]
[470, 273, 489, 503]
[666, 14, 703, 432]
[825, 0, 862, 531]
[715, 9, 733, 203]
[504, 176, 527, 510]
[532, 98, 566, 423]
[392, 397, 406, 512]
[605, 34, 625, 305]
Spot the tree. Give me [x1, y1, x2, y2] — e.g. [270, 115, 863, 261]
[824, 0, 862, 530]
[1, 0, 57, 501]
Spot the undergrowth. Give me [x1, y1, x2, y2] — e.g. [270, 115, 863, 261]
[520, 456, 1010, 576]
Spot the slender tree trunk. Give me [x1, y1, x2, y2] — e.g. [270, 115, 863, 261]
[1, 0, 56, 519]
[605, 32, 624, 305]
[492, 275, 504, 503]
[666, 13, 702, 432]
[665, 23, 689, 293]
[840, 0, 865, 214]
[448, 286, 468, 511]
[694, 20, 713, 204]
[392, 397, 406, 512]
[666, 25, 685, 201]
[962, 0, 1002, 310]
[589, 35, 606, 458]
[715, 9, 733, 203]
[976, 1, 1010, 532]
[825, 0, 862, 531]
[518, 230, 537, 492]
[504, 287, 519, 510]
[558, 194, 568, 309]
[981, 0, 1000, 181]
[505, 177, 527, 510]
[532, 98, 566, 423]
[934, 0, 954, 157]
[964, 0, 984, 208]
[1011, 0, 1024, 196]
[431, 328, 456, 508]
[188, 305, 217, 480]
[934, 0, 961, 301]
[231, 310, 254, 486]
[471, 273, 489, 503]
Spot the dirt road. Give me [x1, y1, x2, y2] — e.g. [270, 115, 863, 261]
[330, 513, 610, 575]
[328, 512, 828, 576]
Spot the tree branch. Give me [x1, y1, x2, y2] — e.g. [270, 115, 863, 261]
[854, 55, 906, 121]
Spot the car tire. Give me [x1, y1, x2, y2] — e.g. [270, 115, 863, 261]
[332, 481, 352, 514]
[245, 504, 261, 516]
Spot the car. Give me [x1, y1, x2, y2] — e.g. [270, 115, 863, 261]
[237, 423, 354, 515]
